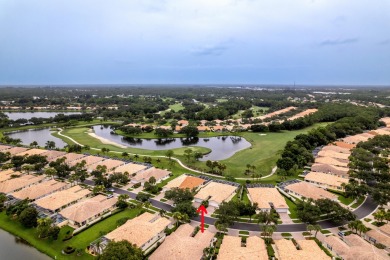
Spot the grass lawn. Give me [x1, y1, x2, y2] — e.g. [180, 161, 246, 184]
[281, 232, 292, 237]
[239, 230, 250, 235]
[351, 197, 365, 208]
[320, 230, 332, 234]
[0, 208, 142, 260]
[169, 103, 185, 112]
[337, 194, 354, 205]
[284, 197, 298, 219]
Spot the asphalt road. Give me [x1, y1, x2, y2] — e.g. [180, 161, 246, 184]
[85, 180, 378, 232]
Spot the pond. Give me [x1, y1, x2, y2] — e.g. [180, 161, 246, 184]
[5, 112, 81, 120]
[7, 128, 67, 149]
[93, 125, 251, 161]
[0, 229, 50, 260]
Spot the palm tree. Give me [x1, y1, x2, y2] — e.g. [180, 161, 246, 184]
[118, 194, 129, 202]
[357, 222, 368, 236]
[307, 224, 315, 235]
[262, 225, 276, 244]
[159, 209, 166, 217]
[122, 152, 129, 159]
[313, 224, 322, 238]
[172, 212, 183, 227]
[134, 154, 139, 161]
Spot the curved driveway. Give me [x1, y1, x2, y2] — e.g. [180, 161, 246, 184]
[97, 181, 378, 232]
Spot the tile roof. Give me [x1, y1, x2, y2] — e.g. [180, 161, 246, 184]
[59, 195, 117, 224]
[165, 175, 205, 190]
[275, 239, 329, 260]
[195, 182, 237, 204]
[305, 172, 348, 188]
[132, 167, 170, 182]
[0, 144, 11, 151]
[311, 163, 349, 177]
[105, 212, 171, 248]
[314, 156, 349, 168]
[371, 128, 390, 136]
[88, 159, 125, 171]
[317, 150, 350, 160]
[16, 148, 46, 156]
[40, 150, 67, 161]
[218, 236, 268, 260]
[379, 224, 390, 236]
[0, 174, 46, 194]
[342, 234, 387, 260]
[342, 134, 372, 144]
[288, 108, 318, 121]
[113, 163, 148, 175]
[0, 170, 21, 182]
[62, 153, 86, 163]
[68, 155, 104, 167]
[323, 236, 350, 257]
[380, 117, 390, 127]
[366, 229, 390, 248]
[247, 187, 288, 209]
[11, 179, 68, 200]
[285, 181, 337, 201]
[34, 185, 91, 211]
[150, 223, 214, 260]
[6, 147, 29, 155]
[333, 141, 356, 149]
[321, 145, 351, 154]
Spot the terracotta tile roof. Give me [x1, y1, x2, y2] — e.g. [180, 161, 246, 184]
[0, 170, 21, 182]
[315, 156, 349, 168]
[218, 236, 268, 260]
[34, 185, 91, 211]
[164, 174, 187, 189]
[342, 134, 372, 144]
[59, 195, 117, 224]
[11, 179, 68, 200]
[6, 147, 29, 155]
[40, 150, 67, 161]
[0, 145, 11, 151]
[305, 172, 348, 188]
[323, 236, 350, 257]
[178, 120, 189, 125]
[88, 159, 125, 171]
[380, 117, 390, 127]
[333, 141, 356, 149]
[68, 155, 104, 167]
[275, 239, 329, 260]
[132, 167, 170, 182]
[0, 174, 46, 194]
[288, 108, 318, 121]
[113, 163, 147, 175]
[150, 223, 214, 260]
[195, 182, 237, 204]
[62, 153, 86, 163]
[285, 181, 337, 201]
[105, 212, 171, 248]
[247, 187, 288, 209]
[317, 150, 350, 160]
[254, 106, 297, 120]
[342, 234, 387, 260]
[371, 128, 390, 135]
[197, 126, 210, 131]
[178, 176, 205, 190]
[212, 125, 224, 131]
[379, 224, 390, 236]
[16, 148, 46, 156]
[311, 163, 349, 178]
[321, 145, 351, 154]
[366, 229, 390, 248]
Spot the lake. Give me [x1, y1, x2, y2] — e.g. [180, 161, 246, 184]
[93, 125, 251, 161]
[7, 128, 67, 149]
[0, 229, 50, 260]
[5, 112, 81, 120]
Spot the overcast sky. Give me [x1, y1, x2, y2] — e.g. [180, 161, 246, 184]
[0, 0, 389, 85]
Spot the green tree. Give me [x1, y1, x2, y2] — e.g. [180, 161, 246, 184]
[165, 150, 174, 160]
[98, 240, 143, 260]
[19, 207, 38, 228]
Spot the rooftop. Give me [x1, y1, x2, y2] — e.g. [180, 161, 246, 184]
[11, 179, 68, 201]
[40, 150, 67, 161]
[321, 145, 351, 154]
[275, 239, 329, 260]
[0, 144, 11, 151]
[317, 150, 350, 160]
[6, 147, 29, 155]
[16, 148, 46, 156]
[305, 172, 348, 188]
[288, 108, 318, 121]
[311, 163, 349, 177]
[88, 159, 125, 171]
[0, 169, 21, 182]
[285, 181, 337, 201]
[333, 141, 356, 149]
[150, 223, 214, 260]
[63, 153, 86, 163]
[218, 236, 268, 260]
[379, 224, 390, 236]
[0, 174, 46, 194]
[132, 167, 170, 182]
[68, 155, 105, 167]
[59, 195, 117, 224]
[165, 175, 205, 190]
[34, 185, 91, 211]
[195, 182, 237, 204]
[366, 229, 390, 248]
[113, 163, 148, 175]
[105, 212, 171, 248]
[314, 156, 349, 168]
[247, 187, 288, 209]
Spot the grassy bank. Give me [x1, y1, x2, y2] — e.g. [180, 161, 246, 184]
[0, 208, 142, 260]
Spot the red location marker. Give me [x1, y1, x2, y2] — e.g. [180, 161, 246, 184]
[196, 205, 208, 233]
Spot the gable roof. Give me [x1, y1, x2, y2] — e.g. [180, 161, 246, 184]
[285, 181, 337, 201]
[195, 182, 237, 204]
[11, 179, 67, 200]
[247, 187, 288, 209]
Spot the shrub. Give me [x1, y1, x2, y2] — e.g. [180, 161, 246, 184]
[63, 246, 75, 254]
[375, 243, 386, 249]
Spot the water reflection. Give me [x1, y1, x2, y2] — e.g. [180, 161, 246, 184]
[93, 125, 251, 161]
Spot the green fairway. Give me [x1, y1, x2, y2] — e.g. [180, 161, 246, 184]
[169, 103, 184, 112]
[0, 208, 142, 260]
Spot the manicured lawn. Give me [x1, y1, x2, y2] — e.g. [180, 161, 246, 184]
[351, 197, 365, 208]
[281, 232, 292, 237]
[0, 208, 142, 260]
[239, 230, 249, 235]
[336, 194, 354, 206]
[320, 229, 332, 234]
[169, 103, 185, 112]
[284, 196, 298, 219]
